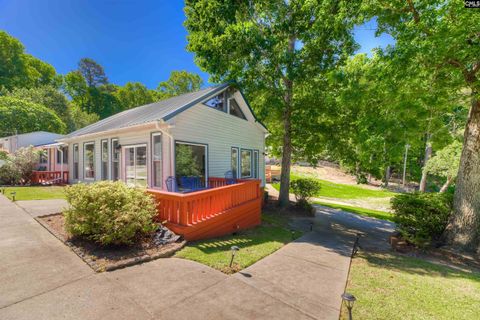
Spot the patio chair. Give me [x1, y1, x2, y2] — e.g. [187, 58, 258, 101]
[225, 170, 237, 185]
[166, 176, 178, 192]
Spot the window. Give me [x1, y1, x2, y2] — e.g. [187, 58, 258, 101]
[152, 133, 162, 188]
[231, 147, 239, 179]
[73, 144, 79, 179]
[111, 139, 120, 180]
[229, 99, 247, 120]
[241, 149, 252, 178]
[203, 93, 226, 112]
[101, 140, 108, 180]
[84, 142, 95, 180]
[175, 142, 207, 188]
[253, 150, 259, 179]
[39, 151, 48, 164]
[124, 145, 147, 187]
[56, 146, 68, 164]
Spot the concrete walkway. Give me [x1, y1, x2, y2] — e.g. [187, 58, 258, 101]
[0, 195, 355, 320]
[16, 199, 68, 217]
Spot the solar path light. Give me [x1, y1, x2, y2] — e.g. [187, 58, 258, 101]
[341, 292, 356, 320]
[229, 246, 240, 268]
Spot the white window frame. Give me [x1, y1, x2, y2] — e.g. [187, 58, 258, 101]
[83, 142, 95, 181]
[73, 144, 79, 180]
[123, 144, 148, 187]
[231, 147, 240, 179]
[101, 139, 109, 180]
[175, 141, 209, 187]
[240, 148, 253, 179]
[111, 138, 120, 181]
[151, 132, 162, 189]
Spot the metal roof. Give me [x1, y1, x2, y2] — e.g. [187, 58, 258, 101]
[64, 84, 230, 139]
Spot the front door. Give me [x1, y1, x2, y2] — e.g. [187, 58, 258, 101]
[124, 145, 147, 187]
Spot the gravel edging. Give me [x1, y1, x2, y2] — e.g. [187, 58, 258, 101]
[35, 213, 187, 272]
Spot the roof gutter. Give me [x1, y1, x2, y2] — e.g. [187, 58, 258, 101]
[56, 122, 158, 143]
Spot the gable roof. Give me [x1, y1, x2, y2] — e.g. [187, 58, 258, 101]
[64, 84, 230, 139]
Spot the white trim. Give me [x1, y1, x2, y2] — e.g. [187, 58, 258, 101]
[122, 144, 148, 187]
[83, 142, 95, 181]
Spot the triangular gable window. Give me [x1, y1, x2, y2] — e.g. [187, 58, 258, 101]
[204, 93, 226, 112]
[229, 98, 247, 120]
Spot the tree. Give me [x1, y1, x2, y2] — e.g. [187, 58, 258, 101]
[424, 141, 462, 193]
[8, 85, 70, 122]
[184, 0, 359, 207]
[115, 82, 157, 110]
[78, 58, 108, 87]
[0, 31, 59, 91]
[64, 68, 121, 119]
[0, 96, 66, 134]
[0, 31, 27, 91]
[157, 70, 203, 99]
[365, 0, 480, 252]
[68, 103, 100, 132]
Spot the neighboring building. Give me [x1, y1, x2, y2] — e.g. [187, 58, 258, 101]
[0, 131, 64, 153]
[59, 84, 267, 190]
[0, 131, 67, 172]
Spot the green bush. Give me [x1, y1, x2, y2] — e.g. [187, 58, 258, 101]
[391, 192, 453, 248]
[291, 178, 321, 209]
[64, 181, 158, 245]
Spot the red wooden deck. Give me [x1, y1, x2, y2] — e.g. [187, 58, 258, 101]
[31, 171, 69, 185]
[148, 178, 262, 241]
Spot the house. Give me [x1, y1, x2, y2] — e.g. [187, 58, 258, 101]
[59, 83, 267, 189]
[58, 84, 267, 240]
[0, 131, 68, 176]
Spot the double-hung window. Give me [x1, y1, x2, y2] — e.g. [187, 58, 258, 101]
[152, 133, 162, 188]
[241, 149, 252, 178]
[101, 140, 108, 180]
[84, 142, 95, 180]
[111, 139, 120, 180]
[73, 144, 79, 179]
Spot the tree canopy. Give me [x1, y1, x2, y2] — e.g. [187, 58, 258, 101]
[185, 0, 360, 206]
[157, 70, 203, 99]
[0, 96, 66, 135]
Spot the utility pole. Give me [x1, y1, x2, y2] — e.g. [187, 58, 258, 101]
[402, 144, 410, 187]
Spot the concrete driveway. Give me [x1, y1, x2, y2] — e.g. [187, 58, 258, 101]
[0, 195, 355, 320]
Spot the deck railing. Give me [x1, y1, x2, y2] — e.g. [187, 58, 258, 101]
[148, 178, 261, 227]
[31, 171, 69, 185]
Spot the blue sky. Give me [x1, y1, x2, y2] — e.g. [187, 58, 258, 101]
[0, 0, 394, 89]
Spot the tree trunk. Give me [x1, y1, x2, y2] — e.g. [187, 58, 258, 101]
[446, 96, 480, 253]
[278, 35, 295, 208]
[383, 166, 391, 187]
[278, 101, 293, 208]
[419, 138, 432, 192]
[439, 176, 452, 193]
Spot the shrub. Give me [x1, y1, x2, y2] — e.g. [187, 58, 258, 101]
[64, 181, 158, 245]
[291, 178, 321, 210]
[391, 192, 453, 248]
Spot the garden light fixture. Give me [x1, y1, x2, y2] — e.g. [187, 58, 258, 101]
[341, 292, 356, 320]
[229, 245, 239, 268]
[10, 191, 16, 202]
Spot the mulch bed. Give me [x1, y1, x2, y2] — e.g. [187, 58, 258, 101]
[390, 233, 480, 271]
[36, 213, 186, 272]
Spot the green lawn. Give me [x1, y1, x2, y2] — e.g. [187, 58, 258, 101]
[341, 251, 480, 320]
[314, 201, 394, 222]
[175, 213, 303, 273]
[2, 186, 65, 201]
[273, 174, 396, 199]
